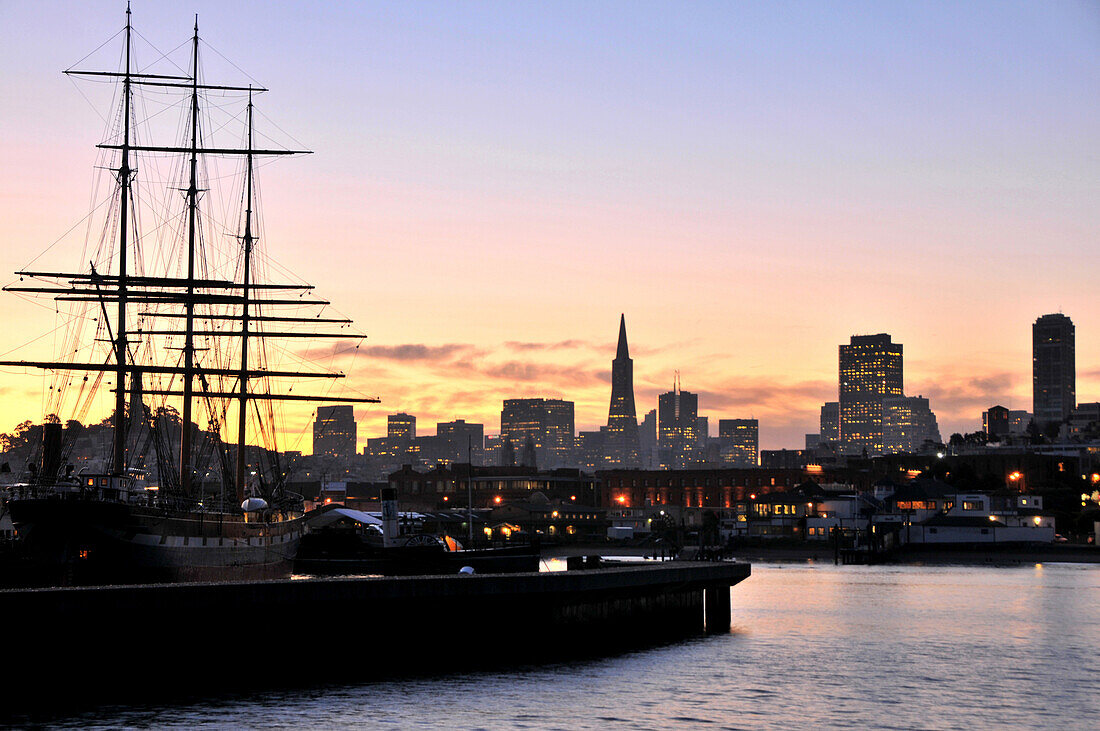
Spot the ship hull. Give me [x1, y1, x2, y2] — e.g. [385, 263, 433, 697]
[7, 498, 301, 586]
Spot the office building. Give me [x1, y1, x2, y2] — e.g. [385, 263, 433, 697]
[501, 398, 575, 468]
[388, 413, 416, 441]
[718, 419, 759, 467]
[658, 377, 701, 468]
[983, 405, 1010, 438]
[436, 419, 484, 464]
[638, 409, 658, 469]
[881, 395, 941, 454]
[1033, 313, 1075, 426]
[312, 405, 357, 460]
[820, 402, 840, 444]
[839, 334, 903, 455]
[603, 314, 642, 467]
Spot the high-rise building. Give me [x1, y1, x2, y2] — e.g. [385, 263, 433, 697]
[881, 395, 940, 454]
[313, 405, 357, 460]
[576, 429, 606, 470]
[983, 405, 1010, 438]
[1008, 410, 1031, 435]
[839, 334, 903, 455]
[603, 314, 642, 467]
[658, 377, 700, 468]
[819, 402, 840, 444]
[718, 418, 758, 467]
[388, 413, 416, 441]
[638, 409, 658, 469]
[436, 419, 484, 464]
[500, 398, 575, 468]
[1032, 313, 1075, 426]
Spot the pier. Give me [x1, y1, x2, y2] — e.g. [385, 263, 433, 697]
[3, 561, 750, 704]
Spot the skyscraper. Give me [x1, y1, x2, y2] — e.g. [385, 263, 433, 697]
[1032, 313, 1075, 426]
[839, 334, 903, 455]
[388, 413, 416, 441]
[819, 402, 840, 444]
[436, 419, 484, 464]
[501, 398, 575, 468]
[603, 314, 641, 467]
[881, 395, 940, 454]
[658, 376, 700, 468]
[718, 418, 759, 467]
[638, 408, 658, 469]
[313, 405, 357, 460]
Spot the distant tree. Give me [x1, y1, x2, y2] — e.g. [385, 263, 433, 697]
[0, 420, 35, 453]
[963, 431, 989, 447]
[948, 433, 965, 448]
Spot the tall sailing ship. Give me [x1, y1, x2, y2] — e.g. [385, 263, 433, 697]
[1, 6, 377, 584]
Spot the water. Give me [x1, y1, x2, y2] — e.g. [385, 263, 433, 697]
[42, 562, 1100, 729]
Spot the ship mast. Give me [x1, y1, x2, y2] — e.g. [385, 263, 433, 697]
[236, 88, 255, 504]
[2, 9, 382, 497]
[180, 17, 201, 495]
[112, 3, 134, 477]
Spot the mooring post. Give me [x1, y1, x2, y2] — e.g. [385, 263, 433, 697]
[704, 583, 731, 632]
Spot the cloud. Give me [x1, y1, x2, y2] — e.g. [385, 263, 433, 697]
[909, 371, 1020, 419]
[361, 343, 481, 362]
[634, 376, 832, 416]
[480, 361, 605, 388]
[503, 339, 592, 352]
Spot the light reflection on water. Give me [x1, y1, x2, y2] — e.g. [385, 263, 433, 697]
[50, 562, 1100, 729]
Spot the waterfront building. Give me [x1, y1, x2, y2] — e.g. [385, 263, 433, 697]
[761, 449, 809, 469]
[881, 395, 941, 454]
[501, 398, 575, 469]
[839, 334, 903, 455]
[820, 402, 840, 444]
[388, 463, 598, 512]
[313, 405, 357, 460]
[1033, 313, 1076, 426]
[717, 419, 759, 467]
[597, 467, 809, 509]
[603, 314, 642, 468]
[658, 376, 701, 468]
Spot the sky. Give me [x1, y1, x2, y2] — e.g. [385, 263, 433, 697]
[0, 1, 1098, 452]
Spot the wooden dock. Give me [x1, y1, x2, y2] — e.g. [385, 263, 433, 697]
[2, 561, 750, 706]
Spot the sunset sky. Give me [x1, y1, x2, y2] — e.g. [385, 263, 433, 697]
[1, 1, 1097, 452]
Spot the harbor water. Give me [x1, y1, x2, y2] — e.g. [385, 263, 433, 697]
[38, 562, 1100, 729]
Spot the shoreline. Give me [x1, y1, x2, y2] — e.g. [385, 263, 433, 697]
[546, 543, 1100, 566]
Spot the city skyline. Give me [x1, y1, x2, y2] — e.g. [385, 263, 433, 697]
[1, 2, 1097, 452]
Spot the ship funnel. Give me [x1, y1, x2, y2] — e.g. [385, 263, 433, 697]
[381, 487, 400, 548]
[41, 422, 63, 484]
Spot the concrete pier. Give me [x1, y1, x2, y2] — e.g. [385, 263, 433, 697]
[2, 561, 749, 705]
